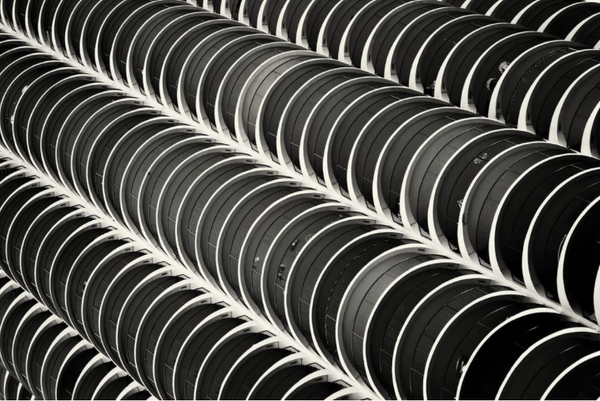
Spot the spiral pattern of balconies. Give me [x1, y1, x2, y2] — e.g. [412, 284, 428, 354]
[0, 0, 599, 400]
[182, 0, 600, 155]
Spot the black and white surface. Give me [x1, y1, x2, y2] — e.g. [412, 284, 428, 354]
[0, 0, 599, 400]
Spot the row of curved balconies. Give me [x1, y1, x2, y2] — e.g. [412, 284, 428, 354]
[2, 158, 600, 400]
[194, 0, 600, 50]
[0, 158, 600, 399]
[0, 268, 151, 400]
[6, 0, 600, 157]
[0, 365, 34, 400]
[0, 30, 599, 398]
[0, 4, 599, 322]
[237, 0, 600, 156]
[183, 0, 600, 156]
[0, 159, 362, 400]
